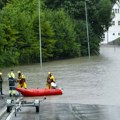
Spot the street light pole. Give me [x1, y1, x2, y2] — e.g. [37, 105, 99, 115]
[38, 0, 42, 70]
[85, 0, 90, 57]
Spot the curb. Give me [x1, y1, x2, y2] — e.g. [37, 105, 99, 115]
[0, 97, 23, 118]
[0, 106, 7, 117]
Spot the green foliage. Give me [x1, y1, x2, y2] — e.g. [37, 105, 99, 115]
[44, 9, 80, 59]
[0, 0, 9, 9]
[90, 0, 112, 33]
[41, 15, 56, 61]
[0, 50, 20, 67]
[44, 0, 64, 9]
[44, 0, 115, 56]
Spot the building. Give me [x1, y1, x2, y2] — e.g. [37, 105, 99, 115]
[101, 0, 120, 44]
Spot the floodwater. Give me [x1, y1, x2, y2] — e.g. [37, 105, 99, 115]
[2, 45, 120, 120]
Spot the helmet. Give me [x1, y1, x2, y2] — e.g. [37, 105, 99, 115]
[48, 72, 51, 75]
[21, 75, 25, 78]
[17, 71, 21, 73]
[0, 72, 2, 75]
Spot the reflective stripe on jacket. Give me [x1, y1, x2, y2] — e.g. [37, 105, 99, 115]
[8, 72, 15, 79]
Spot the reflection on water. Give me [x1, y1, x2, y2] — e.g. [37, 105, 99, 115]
[2, 45, 120, 106]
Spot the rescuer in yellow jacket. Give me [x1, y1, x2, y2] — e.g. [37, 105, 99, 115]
[17, 71, 27, 89]
[8, 69, 16, 97]
[46, 72, 56, 89]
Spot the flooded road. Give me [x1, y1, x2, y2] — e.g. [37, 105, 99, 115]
[1, 45, 120, 120]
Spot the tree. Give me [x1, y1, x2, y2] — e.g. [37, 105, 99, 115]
[0, 0, 118, 67]
[44, 0, 116, 55]
[0, 0, 57, 66]
[0, 0, 10, 9]
[44, 9, 80, 59]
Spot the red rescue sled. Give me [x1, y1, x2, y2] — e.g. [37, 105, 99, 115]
[16, 87, 63, 97]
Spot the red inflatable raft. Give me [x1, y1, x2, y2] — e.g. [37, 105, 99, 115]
[16, 88, 63, 97]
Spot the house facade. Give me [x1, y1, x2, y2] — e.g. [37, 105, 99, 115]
[101, 0, 120, 44]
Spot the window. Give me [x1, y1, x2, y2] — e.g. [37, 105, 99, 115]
[118, 33, 120, 36]
[112, 21, 115, 25]
[115, 9, 117, 13]
[112, 9, 114, 13]
[118, 21, 120, 25]
[102, 34, 105, 39]
[113, 33, 115, 35]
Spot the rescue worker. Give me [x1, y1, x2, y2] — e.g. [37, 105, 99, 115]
[8, 69, 16, 97]
[0, 72, 4, 95]
[17, 71, 27, 89]
[46, 72, 56, 89]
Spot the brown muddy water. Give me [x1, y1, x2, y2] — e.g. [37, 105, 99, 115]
[1, 45, 120, 105]
[1, 45, 120, 120]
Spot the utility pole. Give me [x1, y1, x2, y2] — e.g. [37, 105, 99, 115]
[38, 0, 42, 70]
[85, 0, 90, 58]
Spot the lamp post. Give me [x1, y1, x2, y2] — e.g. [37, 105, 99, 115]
[85, 0, 90, 57]
[38, 0, 42, 70]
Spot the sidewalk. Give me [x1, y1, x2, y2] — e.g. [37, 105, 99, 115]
[0, 94, 23, 119]
[0, 95, 7, 117]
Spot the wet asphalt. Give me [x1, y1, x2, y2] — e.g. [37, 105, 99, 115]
[4, 102, 120, 120]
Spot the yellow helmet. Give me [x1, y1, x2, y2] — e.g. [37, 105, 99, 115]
[0, 72, 2, 75]
[48, 72, 51, 75]
[21, 75, 25, 78]
[17, 71, 21, 74]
